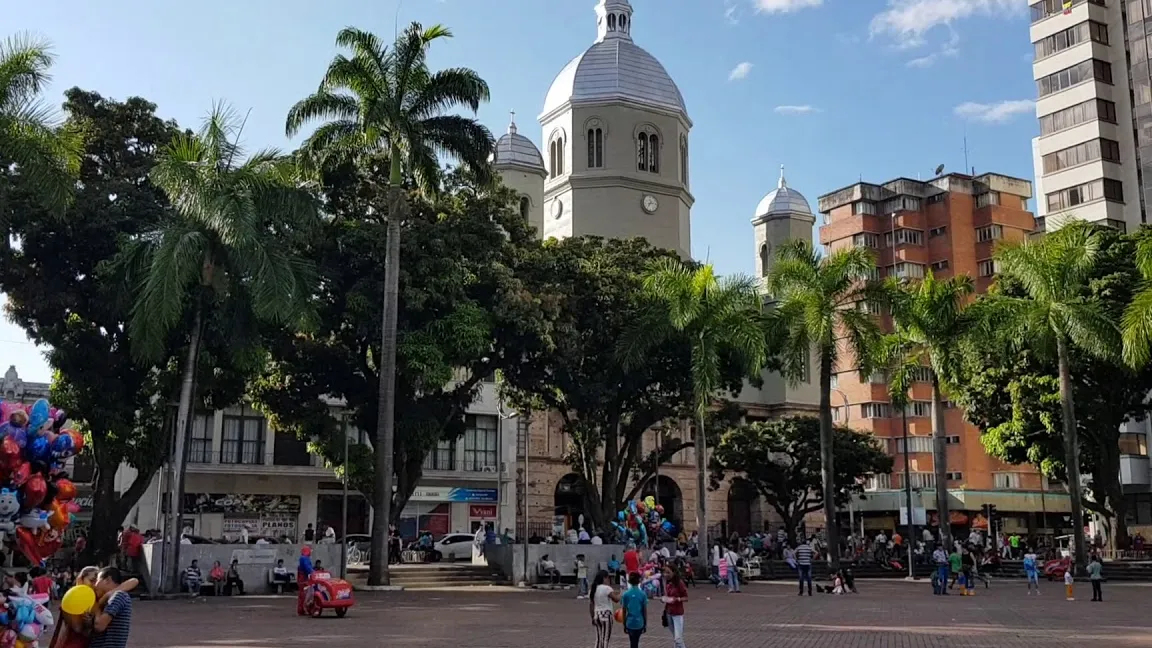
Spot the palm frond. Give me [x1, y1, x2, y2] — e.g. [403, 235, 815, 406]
[1123, 284, 1152, 367]
[407, 68, 491, 118]
[285, 92, 361, 138]
[0, 33, 54, 110]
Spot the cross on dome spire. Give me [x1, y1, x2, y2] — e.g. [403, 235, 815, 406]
[508, 110, 517, 135]
[778, 164, 787, 189]
[595, 0, 634, 43]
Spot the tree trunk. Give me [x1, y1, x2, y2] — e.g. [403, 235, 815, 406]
[86, 454, 124, 564]
[695, 408, 708, 543]
[1056, 337, 1088, 573]
[368, 158, 404, 588]
[818, 350, 840, 569]
[163, 302, 203, 593]
[931, 376, 951, 550]
[1097, 441, 1130, 548]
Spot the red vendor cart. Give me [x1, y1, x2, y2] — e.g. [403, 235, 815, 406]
[302, 570, 355, 618]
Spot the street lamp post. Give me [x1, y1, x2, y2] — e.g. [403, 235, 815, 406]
[900, 404, 916, 579]
[340, 414, 350, 579]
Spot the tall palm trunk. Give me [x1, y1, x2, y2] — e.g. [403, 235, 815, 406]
[694, 406, 707, 542]
[368, 154, 403, 587]
[818, 350, 840, 569]
[1056, 336, 1087, 573]
[930, 376, 951, 550]
[164, 302, 203, 592]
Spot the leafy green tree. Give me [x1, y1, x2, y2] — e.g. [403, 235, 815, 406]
[285, 23, 493, 586]
[117, 103, 318, 590]
[766, 239, 884, 568]
[878, 272, 975, 548]
[0, 34, 81, 219]
[251, 170, 546, 540]
[0, 88, 248, 562]
[985, 221, 1120, 568]
[710, 416, 893, 544]
[954, 226, 1152, 547]
[622, 259, 768, 539]
[501, 238, 747, 531]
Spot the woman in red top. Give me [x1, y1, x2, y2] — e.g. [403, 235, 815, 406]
[662, 565, 688, 648]
[623, 547, 641, 576]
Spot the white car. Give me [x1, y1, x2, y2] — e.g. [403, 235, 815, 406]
[434, 533, 477, 562]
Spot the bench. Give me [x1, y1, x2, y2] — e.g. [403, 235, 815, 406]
[267, 570, 298, 594]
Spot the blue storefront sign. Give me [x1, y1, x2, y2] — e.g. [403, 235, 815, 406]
[409, 486, 499, 503]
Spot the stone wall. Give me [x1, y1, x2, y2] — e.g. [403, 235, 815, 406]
[141, 543, 345, 594]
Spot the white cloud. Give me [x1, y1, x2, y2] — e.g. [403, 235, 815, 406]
[724, 0, 741, 24]
[906, 30, 960, 67]
[953, 99, 1035, 123]
[774, 105, 821, 115]
[755, 0, 824, 13]
[728, 62, 754, 81]
[870, 0, 1023, 48]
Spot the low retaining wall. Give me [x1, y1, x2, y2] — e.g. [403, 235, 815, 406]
[486, 544, 681, 585]
[141, 543, 345, 594]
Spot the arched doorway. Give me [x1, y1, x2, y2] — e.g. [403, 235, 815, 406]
[554, 473, 587, 532]
[641, 475, 683, 533]
[727, 478, 761, 537]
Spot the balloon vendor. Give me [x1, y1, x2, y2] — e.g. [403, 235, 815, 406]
[296, 546, 315, 616]
[610, 495, 675, 548]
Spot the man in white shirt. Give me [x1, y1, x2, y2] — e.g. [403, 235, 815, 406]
[724, 545, 741, 593]
[712, 543, 722, 583]
[239, 525, 250, 545]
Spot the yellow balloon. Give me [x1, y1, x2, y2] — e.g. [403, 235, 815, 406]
[60, 584, 96, 616]
[15, 641, 26, 648]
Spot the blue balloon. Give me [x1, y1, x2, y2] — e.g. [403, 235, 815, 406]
[617, 511, 625, 522]
[28, 436, 50, 463]
[27, 399, 49, 434]
[9, 426, 27, 449]
[50, 433, 75, 459]
[661, 520, 675, 534]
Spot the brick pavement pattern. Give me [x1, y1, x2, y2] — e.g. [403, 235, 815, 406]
[129, 581, 1152, 647]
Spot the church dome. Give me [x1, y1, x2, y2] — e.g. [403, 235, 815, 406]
[492, 113, 545, 173]
[754, 166, 813, 220]
[541, 0, 687, 118]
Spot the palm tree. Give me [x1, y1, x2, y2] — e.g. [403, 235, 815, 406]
[0, 34, 81, 218]
[1122, 233, 1152, 368]
[767, 239, 884, 569]
[623, 259, 768, 545]
[285, 24, 493, 587]
[880, 272, 975, 550]
[119, 103, 318, 592]
[991, 221, 1119, 571]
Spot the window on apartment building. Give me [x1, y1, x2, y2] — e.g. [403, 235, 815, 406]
[1036, 59, 1112, 98]
[1039, 99, 1117, 136]
[1042, 138, 1121, 174]
[942, 400, 956, 409]
[860, 402, 891, 419]
[424, 438, 457, 470]
[910, 365, 933, 382]
[1034, 21, 1109, 60]
[1119, 432, 1149, 456]
[1104, 219, 1128, 232]
[853, 201, 877, 215]
[1046, 178, 1124, 211]
[866, 267, 881, 281]
[864, 473, 892, 491]
[931, 260, 950, 272]
[892, 436, 934, 453]
[909, 472, 937, 489]
[1030, 0, 1105, 23]
[188, 411, 214, 464]
[946, 472, 964, 481]
[978, 259, 1000, 277]
[976, 224, 1003, 243]
[831, 406, 843, 422]
[884, 228, 924, 247]
[926, 193, 946, 205]
[889, 262, 925, 279]
[857, 300, 882, 315]
[945, 435, 961, 444]
[221, 410, 266, 465]
[830, 373, 838, 390]
[993, 472, 1023, 489]
[908, 401, 932, 417]
[929, 226, 948, 237]
[273, 430, 312, 467]
[852, 232, 880, 248]
[975, 192, 1001, 209]
[462, 414, 499, 472]
[882, 196, 921, 213]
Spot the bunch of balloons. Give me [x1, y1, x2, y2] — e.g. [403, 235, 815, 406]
[0, 588, 53, 648]
[0, 399, 83, 566]
[610, 495, 675, 547]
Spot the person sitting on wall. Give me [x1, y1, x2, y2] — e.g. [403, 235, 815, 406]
[183, 560, 203, 596]
[272, 559, 292, 594]
[225, 559, 245, 596]
[209, 561, 226, 596]
[539, 554, 561, 586]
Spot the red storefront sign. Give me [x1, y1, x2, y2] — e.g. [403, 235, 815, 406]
[469, 504, 497, 519]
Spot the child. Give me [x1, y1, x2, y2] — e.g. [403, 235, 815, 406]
[576, 554, 589, 600]
[621, 571, 648, 648]
[1064, 564, 1075, 601]
[1022, 547, 1039, 595]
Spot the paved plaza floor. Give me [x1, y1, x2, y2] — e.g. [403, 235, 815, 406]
[130, 579, 1152, 647]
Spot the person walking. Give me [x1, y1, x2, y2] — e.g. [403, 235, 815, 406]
[590, 570, 620, 648]
[1088, 554, 1104, 602]
[1023, 546, 1040, 595]
[621, 572, 648, 648]
[795, 539, 814, 597]
[723, 543, 741, 593]
[932, 545, 949, 595]
[662, 565, 688, 648]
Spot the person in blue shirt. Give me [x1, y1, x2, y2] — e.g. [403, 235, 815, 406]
[620, 571, 648, 648]
[608, 554, 622, 583]
[296, 546, 315, 616]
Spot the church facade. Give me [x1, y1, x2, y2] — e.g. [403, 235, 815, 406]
[492, 0, 820, 538]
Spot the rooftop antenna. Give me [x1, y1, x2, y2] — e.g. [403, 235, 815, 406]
[934, 164, 945, 176]
[963, 130, 970, 177]
[395, 0, 404, 39]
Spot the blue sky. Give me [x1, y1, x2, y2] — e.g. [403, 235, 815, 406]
[5, 0, 1037, 382]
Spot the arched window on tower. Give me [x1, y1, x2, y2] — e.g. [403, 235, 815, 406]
[519, 196, 531, 221]
[620, 14, 628, 33]
[636, 133, 648, 172]
[608, 14, 617, 31]
[557, 137, 565, 175]
[549, 135, 566, 177]
[680, 135, 689, 186]
[759, 243, 770, 277]
[549, 141, 558, 179]
[587, 128, 603, 168]
[648, 134, 659, 173]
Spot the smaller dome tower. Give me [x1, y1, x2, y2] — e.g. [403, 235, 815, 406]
[753, 165, 816, 282]
[493, 111, 546, 239]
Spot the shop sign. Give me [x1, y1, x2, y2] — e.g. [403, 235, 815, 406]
[469, 505, 497, 519]
[184, 493, 301, 514]
[409, 487, 498, 503]
[231, 548, 278, 565]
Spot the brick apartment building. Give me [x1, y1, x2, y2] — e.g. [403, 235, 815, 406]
[816, 172, 1069, 537]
